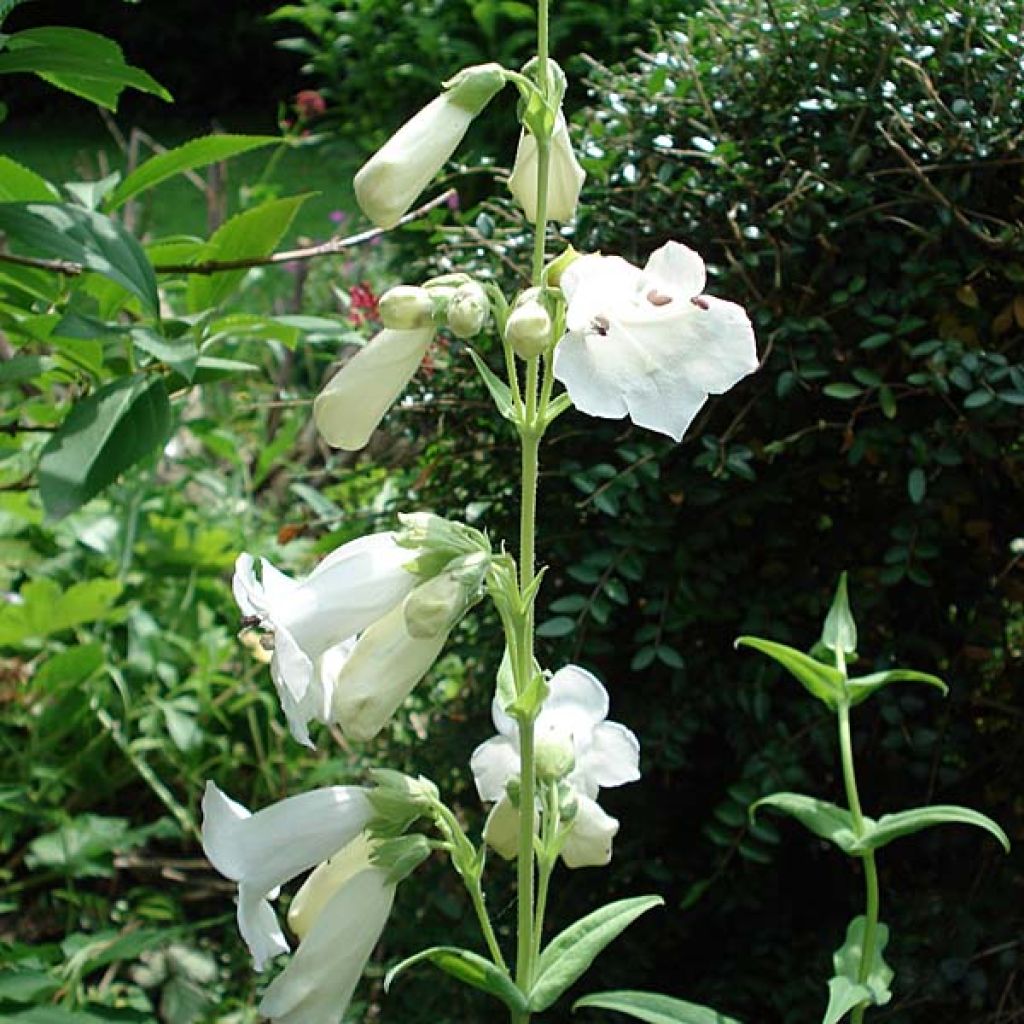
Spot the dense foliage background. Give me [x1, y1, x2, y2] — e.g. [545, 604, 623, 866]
[0, 1, 1021, 1024]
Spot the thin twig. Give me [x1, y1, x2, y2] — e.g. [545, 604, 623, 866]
[0, 250, 83, 275]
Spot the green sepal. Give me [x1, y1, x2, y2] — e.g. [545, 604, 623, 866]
[735, 636, 845, 708]
[371, 833, 432, 885]
[367, 770, 438, 837]
[529, 895, 664, 1012]
[384, 946, 526, 1013]
[845, 669, 947, 707]
[822, 916, 893, 1024]
[442, 62, 507, 116]
[496, 646, 517, 710]
[574, 990, 742, 1024]
[468, 346, 515, 421]
[752, 793, 862, 854]
[856, 805, 1010, 854]
[542, 392, 573, 427]
[396, 512, 491, 577]
[507, 671, 549, 722]
[820, 571, 857, 657]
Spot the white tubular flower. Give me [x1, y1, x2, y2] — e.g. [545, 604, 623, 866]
[233, 533, 418, 745]
[200, 782, 373, 971]
[471, 664, 640, 868]
[313, 327, 433, 450]
[553, 241, 758, 441]
[508, 110, 585, 224]
[354, 63, 505, 228]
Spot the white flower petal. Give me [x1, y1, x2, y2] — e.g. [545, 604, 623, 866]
[560, 254, 642, 333]
[470, 735, 520, 802]
[200, 783, 372, 971]
[508, 112, 585, 224]
[560, 795, 619, 869]
[233, 553, 262, 618]
[643, 241, 706, 299]
[577, 721, 640, 789]
[552, 327, 631, 420]
[313, 327, 434, 451]
[269, 628, 317, 747]
[287, 833, 375, 940]
[260, 867, 395, 1024]
[542, 665, 610, 729]
[665, 295, 759, 395]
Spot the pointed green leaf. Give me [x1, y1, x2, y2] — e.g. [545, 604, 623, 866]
[0, 202, 159, 314]
[822, 916, 893, 1023]
[821, 572, 857, 655]
[0, 156, 59, 201]
[860, 806, 1009, 854]
[846, 669, 947, 707]
[574, 990, 742, 1024]
[384, 946, 526, 1013]
[38, 373, 172, 519]
[752, 794, 861, 854]
[530, 896, 664, 1012]
[106, 134, 280, 212]
[468, 347, 514, 420]
[735, 636, 844, 707]
[185, 194, 310, 311]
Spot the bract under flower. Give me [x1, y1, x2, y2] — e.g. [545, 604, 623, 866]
[553, 240, 758, 441]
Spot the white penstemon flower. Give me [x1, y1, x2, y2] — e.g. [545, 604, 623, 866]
[470, 664, 640, 867]
[201, 783, 395, 1024]
[553, 240, 759, 441]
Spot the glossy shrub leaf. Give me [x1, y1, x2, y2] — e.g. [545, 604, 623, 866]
[820, 572, 857, 655]
[185, 194, 309, 311]
[468, 347, 514, 420]
[752, 793, 861, 854]
[38, 373, 172, 519]
[530, 896, 664, 1012]
[860, 805, 1009, 854]
[384, 946, 526, 1013]
[735, 636, 844, 707]
[0, 156, 59, 201]
[0, 578, 121, 647]
[822, 916, 893, 1023]
[0, 202, 159, 314]
[106, 134, 279, 211]
[845, 668, 947, 706]
[0, 27, 170, 109]
[574, 990, 742, 1024]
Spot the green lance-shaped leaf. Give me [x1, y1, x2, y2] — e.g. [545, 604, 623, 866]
[735, 636, 845, 708]
[105, 134, 280, 212]
[529, 895, 664, 1012]
[384, 946, 527, 1014]
[752, 793, 862, 855]
[185, 194, 310, 312]
[822, 916, 894, 1024]
[856, 806, 1010, 855]
[468, 346, 515, 420]
[0, 202, 159, 314]
[574, 990, 743, 1024]
[0, 155, 60, 201]
[38, 373, 172, 519]
[821, 571, 857, 656]
[845, 669, 947, 707]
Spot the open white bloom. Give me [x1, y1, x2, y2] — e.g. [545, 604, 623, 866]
[508, 110, 585, 223]
[314, 326, 434, 450]
[470, 664, 640, 868]
[553, 241, 758, 441]
[354, 63, 505, 228]
[233, 532, 418, 745]
[202, 783, 394, 1024]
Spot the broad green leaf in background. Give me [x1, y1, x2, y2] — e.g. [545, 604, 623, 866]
[384, 946, 527, 1013]
[845, 668, 947, 706]
[530, 896, 664, 1012]
[735, 636, 845, 707]
[751, 793, 861, 855]
[574, 990, 743, 1024]
[32, 643, 105, 690]
[105, 134, 280, 211]
[26, 814, 173, 879]
[0, 156, 60, 202]
[38, 373, 172, 519]
[185, 194, 310, 312]
[859, 806, 1010, 854]
[0, 578, 121, 647]
[0, 203, 159, 314]
[0, 27, 170, 109]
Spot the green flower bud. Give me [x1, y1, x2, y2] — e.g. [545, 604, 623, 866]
[379, 285, 434, 330]
[506, 293, 553, 359]
[535, 737, 575, 783]
[403, 550, 490, 638]
[447, 281, 490, 338]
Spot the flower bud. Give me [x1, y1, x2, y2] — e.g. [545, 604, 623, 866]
[446, 281, 490, 338]
[379, 285, 433, 330]
[505, 295, 552, 359]
[354, 64, 505, 229]
[508, 110, 585, 224]
[403, 551, 489, 638]
[288, 833, 376, 939]
[535, 737, 575, 783]
[313, 327, 432, 450]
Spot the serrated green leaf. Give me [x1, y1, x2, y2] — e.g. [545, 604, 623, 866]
[859, 805, 1009, 854]
[752, 793, 861, 854]
[846, 668, 947, 706]
[821, 572, 857, 655]
[467, 347, 515, 420]
[0, 578, 121, 647]
[38, 373, 172, 519]
[735, 636, 844, 707]
[574, 990, 742, 1024]
[384, 946, 525, 1013]
[530, 896, 664, 1012]
[0, 202, 159, 314]
[106, 134, 279, 211]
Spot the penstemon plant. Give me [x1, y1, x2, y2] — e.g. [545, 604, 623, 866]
[200, 5, 1008, 1024]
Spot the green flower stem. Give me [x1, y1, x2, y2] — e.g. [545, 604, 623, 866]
[470, 869, 509, 971]
[837, 697, 881, 1024]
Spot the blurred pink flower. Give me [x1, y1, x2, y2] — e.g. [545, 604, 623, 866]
[295, 90, 327, 121]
